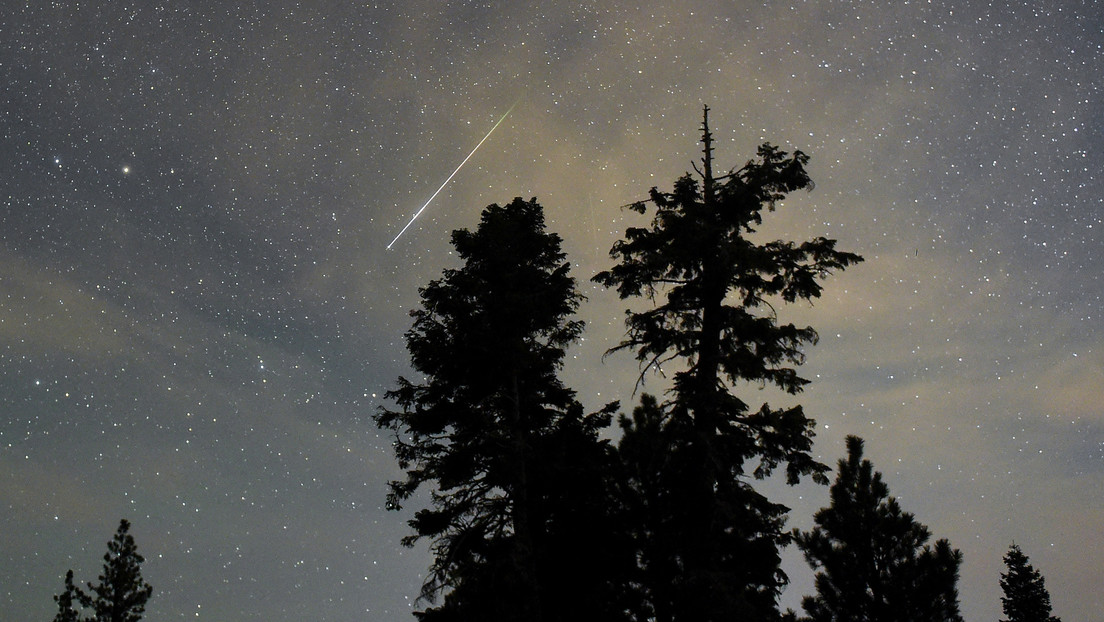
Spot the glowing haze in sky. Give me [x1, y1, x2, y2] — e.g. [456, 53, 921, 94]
[2, 2, 1102, 620]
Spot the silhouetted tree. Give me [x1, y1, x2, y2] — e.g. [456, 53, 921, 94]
[795, 436, 963, 622]
[529, 402, 636, 622]
[53, 570, 82, 622]
[613, 394, 681, 622]
[1000, 544, 1061, 622]
[595, 106, 863, 621]
[85, 519, 153, 622]
[53, 519, 153, 622]
[376, 198, 628, 622]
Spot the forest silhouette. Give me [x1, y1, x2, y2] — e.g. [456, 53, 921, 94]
[373, 107, 1045, 622]
[52, 109, 1063, 622]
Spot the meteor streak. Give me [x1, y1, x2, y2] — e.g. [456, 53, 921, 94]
[386, 99, 520, 249]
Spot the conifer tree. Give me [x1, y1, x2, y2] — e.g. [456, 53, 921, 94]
[84, 519, 153, 622]
[614, 394, 685, 622]
[53, 570, 82, 622]
[376, 198, 627, 622]
[1000, 544, 1061, 622]
[795, 436, 963, 622]
[52, 519, 153, 622]
[596, 107, 862, 621]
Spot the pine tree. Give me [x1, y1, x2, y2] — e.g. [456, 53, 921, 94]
[376, 197, 627, 622]
[795, 436, 963, 622]
[595, 107, 862, 621]
[1000, 544, 1061, 622]
[53, 570, 82, 622]
[614, 394, 685, 622]
[84, 519, 154, 622]
[53, 519, 153, 622]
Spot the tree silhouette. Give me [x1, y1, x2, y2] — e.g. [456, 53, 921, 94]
[52, 570, 82, 622]
[794, 436, 963, 622]
[376, 198, 628, 622]
[595, 106, 863, 621]
[613, 394, 685, 622]
[52, 519, 153, 622]
[1000, 544, 1061, 622]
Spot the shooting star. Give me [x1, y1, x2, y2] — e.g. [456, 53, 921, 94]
[386, 99, 521, 249]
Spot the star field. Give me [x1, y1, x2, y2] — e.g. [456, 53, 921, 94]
[2, 2, 1102, 620]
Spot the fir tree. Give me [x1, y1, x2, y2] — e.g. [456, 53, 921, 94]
[613, 394, 685, 622]
[795, 436, 963, 622]
[1000, 544, 1061, 622]
[84, 519, 153, 622]
[52, 570, 82, 622]
[53, 519, 153, 622]
[376, 198, 627, 622]
[596, 106, 862, 621]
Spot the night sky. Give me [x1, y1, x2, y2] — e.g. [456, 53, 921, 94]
[3, 2, 1102, 620]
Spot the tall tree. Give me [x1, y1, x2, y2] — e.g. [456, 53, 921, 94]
[795, 436, 963, 622]
[52, 519, 153, 622]
[613, 394, 688, 622]
[1000, 544, 1061, 622]
[376, 197, 627, 622]
[595, 107, 862, 621]
[84, 519, 154, 622]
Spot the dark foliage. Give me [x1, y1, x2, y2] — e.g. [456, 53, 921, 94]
[376, 197, 629, 622]
[596, 106, 862, 621]
[1000, 544, 1061, 622]
[615, 393, 794, 622]
[53, 519, 153, 622]
[795, 436, 963, 622]
[53, 570, 82, 622]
